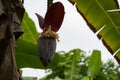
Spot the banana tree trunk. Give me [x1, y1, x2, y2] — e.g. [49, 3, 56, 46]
[0, 0, 24, 80]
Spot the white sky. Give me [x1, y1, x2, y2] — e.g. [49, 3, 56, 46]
[22, 0, 120, 79]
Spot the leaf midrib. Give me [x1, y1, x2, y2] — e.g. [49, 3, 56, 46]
[70, 55, 75, 80]
[96, 0, 120, 34]
[17, 52, 38, 57]
[23, 19, 37, 44]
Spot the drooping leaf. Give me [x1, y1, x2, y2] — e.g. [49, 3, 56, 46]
[87, 50, 102, 78]
[68, 0, 120, 64]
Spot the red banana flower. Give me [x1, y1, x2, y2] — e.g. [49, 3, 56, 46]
[36, 2, 65, 67]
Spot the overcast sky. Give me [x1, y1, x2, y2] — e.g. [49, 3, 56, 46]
[22, 0, 120, 78]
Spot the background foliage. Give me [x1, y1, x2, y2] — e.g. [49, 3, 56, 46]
[39, 49, 120, 80]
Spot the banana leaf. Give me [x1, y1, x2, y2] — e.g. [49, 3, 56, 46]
[68, 0, 120, 64]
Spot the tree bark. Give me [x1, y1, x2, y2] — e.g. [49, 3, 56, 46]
[0, 0, 24, 80]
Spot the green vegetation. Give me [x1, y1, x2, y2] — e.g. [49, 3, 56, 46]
[39, 49, 120, 80]
[23, 77, 37, 80]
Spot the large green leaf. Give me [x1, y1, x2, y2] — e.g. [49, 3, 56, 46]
[64, 49, 83, 80]
[68, 0, 120, 64]
[16, 12, 43, 68]
[20, 12, 38, 44]
[16, 39, 43, 68]
[87, 50, 102, 79]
